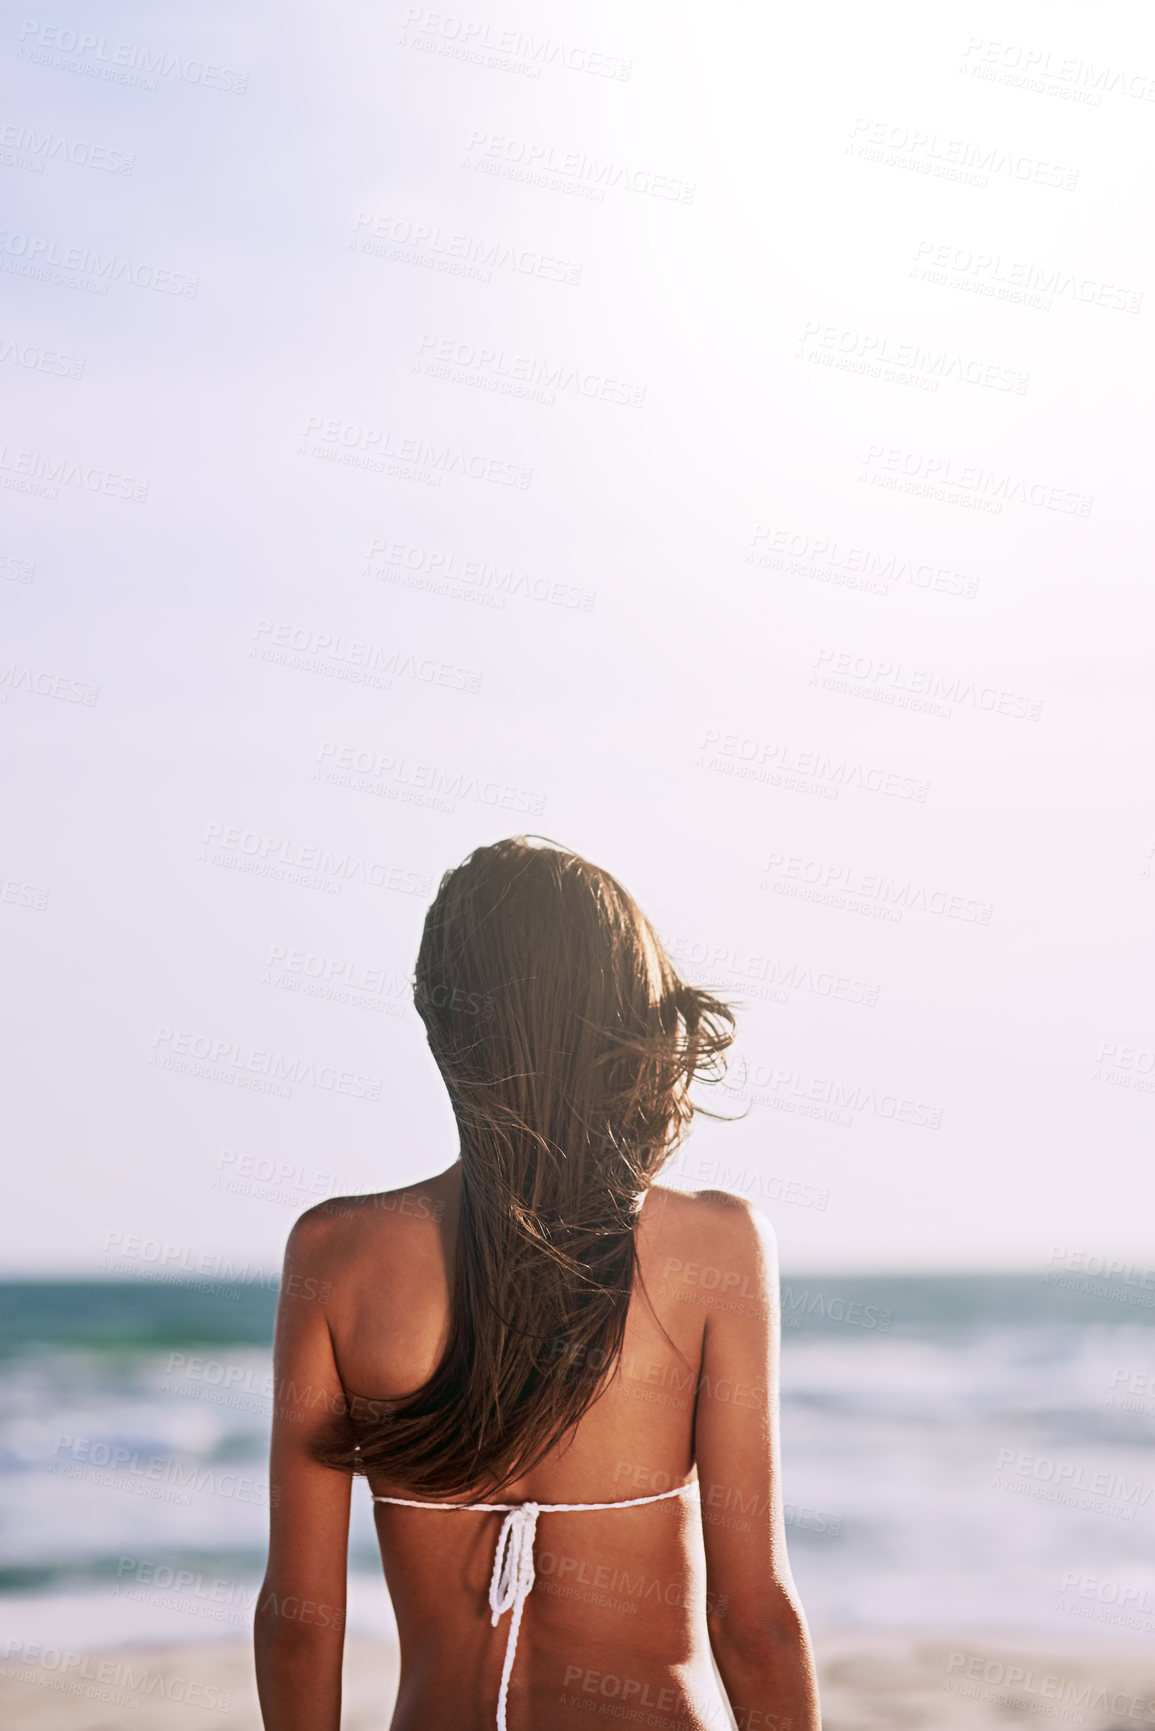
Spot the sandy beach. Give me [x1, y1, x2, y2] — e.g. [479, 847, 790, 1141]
[2, 1632, 1153, 1729]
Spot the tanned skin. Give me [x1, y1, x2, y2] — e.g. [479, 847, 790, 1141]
[255, 1167, 821, 1731]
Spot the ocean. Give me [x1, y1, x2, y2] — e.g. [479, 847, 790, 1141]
[1, 1274, 1153, 1652]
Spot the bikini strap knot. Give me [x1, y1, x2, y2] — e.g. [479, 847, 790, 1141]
[488, 1500, 540, 1627]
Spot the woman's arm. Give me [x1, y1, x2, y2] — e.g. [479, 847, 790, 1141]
[692, 1194, 821, 1731]
[254, 1208, 352, 1731]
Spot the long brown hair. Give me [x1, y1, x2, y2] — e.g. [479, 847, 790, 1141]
[327, 836, 735, 1497]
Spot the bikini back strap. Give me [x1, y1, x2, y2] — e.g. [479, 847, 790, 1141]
[371, 1480, 698, 1731]
[370, 1479, 698, 1513]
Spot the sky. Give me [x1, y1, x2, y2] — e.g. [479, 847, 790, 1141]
[2, 0, 1154, 1274]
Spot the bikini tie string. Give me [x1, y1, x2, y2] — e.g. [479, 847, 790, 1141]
[487, 1501, 539, 1731]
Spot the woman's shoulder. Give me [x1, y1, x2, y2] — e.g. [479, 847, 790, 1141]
[286, 1177, 451, 1262]
[644, 1181, 778, 1262]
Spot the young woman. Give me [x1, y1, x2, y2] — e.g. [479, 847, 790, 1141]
[254, 837, 820, 1731]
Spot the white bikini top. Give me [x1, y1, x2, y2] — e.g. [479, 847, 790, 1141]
[372, 1478, 700, 1731]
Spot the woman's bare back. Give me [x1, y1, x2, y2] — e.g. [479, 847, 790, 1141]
[321, 1167, 750, 1730]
